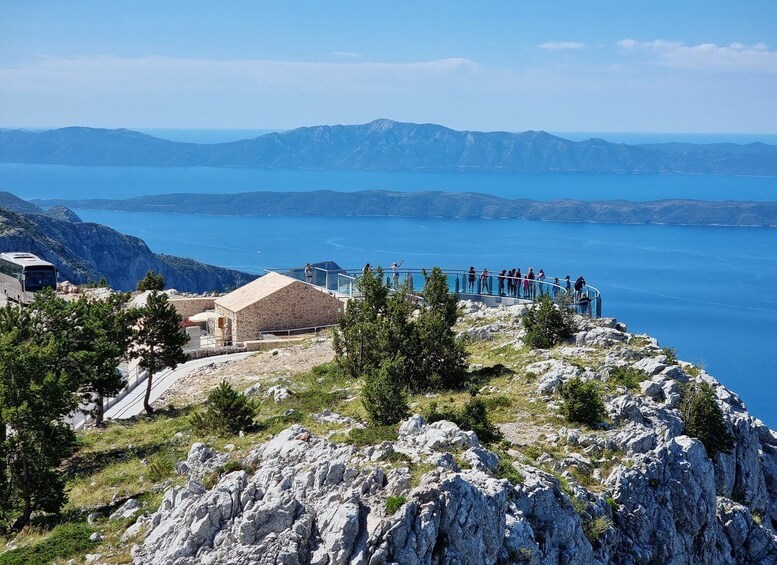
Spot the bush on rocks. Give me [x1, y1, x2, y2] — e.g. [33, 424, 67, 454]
[523, 294, 576, 349]
[424, 397, 503, 445]
[681, 382, 735, 455]
[559, 377, 605, 427]
[191, 380, 255, 437]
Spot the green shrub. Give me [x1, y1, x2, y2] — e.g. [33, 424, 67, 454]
[583, 516, 612, 545]
[662, 347, 678, 365]
[522, 295, 576, 349]
[559, 378, 605, 427]
[493, 455, 524, 485]
[385, 495, 407, 514]
[424, 398, 503, 445]
[680, 382, 735, 456]
[0, 522, 96, 565]
[362, 359, 409, 426]
[609, 366, 647, 390]
[147, 454, 175, 482]
[191, 380, 255, 437]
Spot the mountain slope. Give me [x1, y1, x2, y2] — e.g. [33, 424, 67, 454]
[0, 206, 256, 292]
[3, 120, 777, 175]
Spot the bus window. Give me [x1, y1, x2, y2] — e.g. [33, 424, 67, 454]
[24, 267, 57, 292]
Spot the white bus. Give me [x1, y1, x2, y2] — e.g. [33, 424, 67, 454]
[0, 252, 58, 304]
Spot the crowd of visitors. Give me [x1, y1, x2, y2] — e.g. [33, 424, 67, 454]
[349, 262, 593, 316]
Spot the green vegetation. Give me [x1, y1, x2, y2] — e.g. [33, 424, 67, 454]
[681, 382, 735, 456]
[333, 266, 467, 393]
[362, 358, 409, 425]
[609, 366, 647, 390]
[522, 294, 576, 349]
[191, 381, 255, 436]
[385, 495, 406, 514]
[493, 455, 524, 485]
[0, 522, 96, 565]
[343, 425, 399, 446]
[559, 378, 605, 427]
[136, 270, 165, 291]
[662, 347, 678, 365]
[583, 516, 612, 545]
[424, 397, 503, 445]
[132, 291, 188, 414]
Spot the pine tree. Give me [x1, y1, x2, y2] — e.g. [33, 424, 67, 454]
[681, 382, 735, 456]
[136, 270, 165, 291]
[362, 358, 409, 425]
[72, 293, 135, 426]
[0, 308, 79, 531]
[413, 266, 467, 391]
[132, 291, 188, 414]
[191, 381, 255, 436]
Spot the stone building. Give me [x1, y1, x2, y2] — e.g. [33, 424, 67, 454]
[214, 272, 345, 345]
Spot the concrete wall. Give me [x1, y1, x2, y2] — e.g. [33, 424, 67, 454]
[215, 282, 344, 344]
[169, 297, 216, 319]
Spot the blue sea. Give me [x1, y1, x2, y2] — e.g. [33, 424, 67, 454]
[1, 156, 776, 425]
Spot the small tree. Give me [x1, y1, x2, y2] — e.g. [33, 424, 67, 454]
[136, 270, 165, 291]
[362, 358, 409, 426]
[132, 291, 188, 414]
[413, 266, 467, 391]
[333, 267, 391, 379]
[559, 377, 605, 427]
[681, 382, 735, 456]
[523, 294, 576, 349]
[72, 293, 135, 427]
[191, 381, 255, 436]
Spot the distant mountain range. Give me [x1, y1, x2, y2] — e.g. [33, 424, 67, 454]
[38, 190, 777, 227]
[2, 119, 777, 175]
[0, 192, 256, 291]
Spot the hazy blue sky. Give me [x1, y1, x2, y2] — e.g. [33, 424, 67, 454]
[2, 1, 776, 133]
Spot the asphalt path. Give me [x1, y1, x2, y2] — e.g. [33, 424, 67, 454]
[103, 352, 252, 421]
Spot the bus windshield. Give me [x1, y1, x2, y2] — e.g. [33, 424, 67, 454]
[24, 267, 57, 292]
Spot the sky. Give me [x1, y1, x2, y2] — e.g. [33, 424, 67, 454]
[1, 1, 776, 133]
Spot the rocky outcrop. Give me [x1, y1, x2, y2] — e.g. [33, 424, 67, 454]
[130, 309, 777, 564]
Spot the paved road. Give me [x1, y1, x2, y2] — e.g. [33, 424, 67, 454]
[103, 352, 252, 421]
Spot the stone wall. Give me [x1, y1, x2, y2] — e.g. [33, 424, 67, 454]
[169, 297, 216, 320]
[215, 283, 344, 344]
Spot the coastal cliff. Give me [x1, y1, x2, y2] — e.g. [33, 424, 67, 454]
[119, 305, 777, 564]
[0, 193, 256, 292]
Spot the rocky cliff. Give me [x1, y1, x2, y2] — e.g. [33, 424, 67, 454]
[0, 196, 256, 292]
[125, 305, 777, 564]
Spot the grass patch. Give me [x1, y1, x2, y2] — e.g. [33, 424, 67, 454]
[608, 366, 647, 390]
[493, 455, 524, 485]
[409, 463, 436, 488]
[0, 522, 96, 565]
[342, 425, 399, 446]
[385, 495, 407, 514]
[583, 516, 612, 545]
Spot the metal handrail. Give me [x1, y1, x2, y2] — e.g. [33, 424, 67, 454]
[265, 266, 602, 318]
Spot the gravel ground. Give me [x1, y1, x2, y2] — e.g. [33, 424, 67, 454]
[154, 337, 335, 408]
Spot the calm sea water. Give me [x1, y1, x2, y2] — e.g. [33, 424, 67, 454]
[0, 159, 775, 424]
